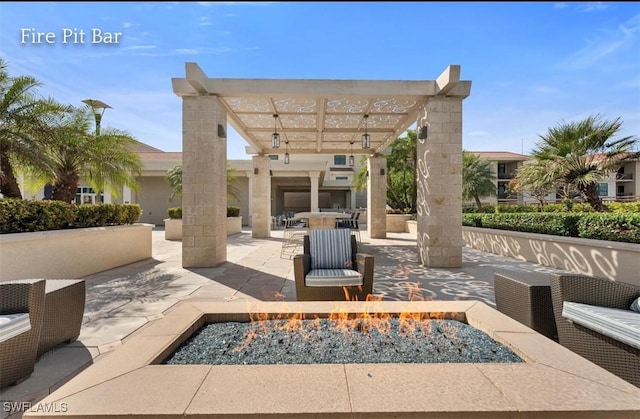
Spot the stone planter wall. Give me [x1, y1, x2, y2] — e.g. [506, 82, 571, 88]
[0, 224, 153, 282]
[406, 220, 417, 235]
[386, 214, 411, 233]
[164, 217, 242, 241]
[463, 226, 640, 286]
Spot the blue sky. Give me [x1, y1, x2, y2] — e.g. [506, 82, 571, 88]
[1, 2, 639, 159]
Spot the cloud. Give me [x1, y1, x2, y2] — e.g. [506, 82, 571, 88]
[467, 131, 489, 137]
[577, 2, 610, 13]
[199, 17, 212, 26]
[534, 85, 560, 94]
[553, 3, 569, 9]
[558, 13, 640, 69]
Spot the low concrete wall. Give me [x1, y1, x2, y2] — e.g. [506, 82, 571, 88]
[0, 224, 153, 282]
[386, 214, 411, 233]
[463, 226, 640, 286]
[164, 217, 242, 241]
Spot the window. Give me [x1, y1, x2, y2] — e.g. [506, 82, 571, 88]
[336, 176, 349, 180]
[334, 155, 346, 165]
[598, 183, 608, 197]
[269, 155, 279, 160]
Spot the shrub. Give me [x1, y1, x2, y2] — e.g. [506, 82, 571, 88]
[0, 200, 141, 234]
[167, 206, 240, 219]
[471, 213, 581, 237]
[168, 207, 182, 219]
[577, 213, 640, 244]
[606, 202, 640, 213]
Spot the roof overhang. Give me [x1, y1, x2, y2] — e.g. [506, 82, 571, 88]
[172, 63, 471, 156]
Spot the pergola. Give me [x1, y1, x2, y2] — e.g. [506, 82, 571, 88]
[172, 63, 471, 269]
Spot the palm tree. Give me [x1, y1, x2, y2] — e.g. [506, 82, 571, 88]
[532, 114, 639, 212]
[462, 151, 497, 209]
[166, 164, 240, 204]
[509, 159, 556, 206]
[352, 129, 418, 212]
[26, 105, 143, 203]
[0, 59, 68, 198]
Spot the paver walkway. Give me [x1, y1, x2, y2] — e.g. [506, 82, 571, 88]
[1, 227, 569, 418]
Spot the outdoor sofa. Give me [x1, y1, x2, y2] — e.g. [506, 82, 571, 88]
[550, 274, 640, 387]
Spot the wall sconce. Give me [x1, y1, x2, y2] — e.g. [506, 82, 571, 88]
[418, 125, 428, 140]
[218, 124, 227, 138]
[361, 114, 370, 149]
[284, 140, 290, 164]
[272, 114, 280, 149]
[348, 140, 355, 167]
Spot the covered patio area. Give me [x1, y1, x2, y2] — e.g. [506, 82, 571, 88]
[171, 63, 471, 269]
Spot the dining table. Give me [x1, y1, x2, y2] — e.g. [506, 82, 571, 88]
[291, 211, 352, 230]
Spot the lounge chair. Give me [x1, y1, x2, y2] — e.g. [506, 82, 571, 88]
[293, 228, 374, 301]
[0, 279, 46, 388]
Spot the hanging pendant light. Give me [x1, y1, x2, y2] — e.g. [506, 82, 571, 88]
[272, 114, 280, 149]
[284, 140, 290, 164]
[348, 140, 355, 166]
[361, 114, 370, 149]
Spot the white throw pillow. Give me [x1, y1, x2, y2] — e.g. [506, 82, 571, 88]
[631, 297, 640, 313]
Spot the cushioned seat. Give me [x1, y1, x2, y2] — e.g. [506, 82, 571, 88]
[0, 280, 46, 388]
[0, 313, 31, 343]
[293, 228, 374, 301]
[562, 301, 640, 351]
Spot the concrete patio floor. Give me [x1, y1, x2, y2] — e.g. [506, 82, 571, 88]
[1, 226, 579, 418]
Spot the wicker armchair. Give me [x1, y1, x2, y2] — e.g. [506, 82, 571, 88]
[293, 228, 374, 301]
[0, 279, 46, 388]
[550, 274, 640, 387]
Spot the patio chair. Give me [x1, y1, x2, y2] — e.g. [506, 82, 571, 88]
[550, 274, 640, 387]
[0, 279, 46, 388]
[293, 228, 374, 301]
[336, 211, 361, 242]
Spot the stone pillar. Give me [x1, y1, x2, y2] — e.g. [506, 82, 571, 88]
[245, 170, 253, 226]
[251, 155, 271, 238]
[181, 96, 227, 268]
[309, 171, 320, 212]
[350, 187, 357, 210]
[367, 156, 387, 239]
[416, 97, 463, 268]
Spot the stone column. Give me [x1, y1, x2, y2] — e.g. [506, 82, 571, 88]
[245, 170, 253, 226]
[416, 97, 463, 268]
[309, 171, 320, 212]
[181, 95, 227, 268]
[367, 156, 387, 239]
[251, 155, 271, 238]
[350, 187, 357, 210]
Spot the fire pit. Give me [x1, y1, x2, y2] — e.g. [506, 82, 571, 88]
[24, 300, 640, 418]
[164, 316, 524, 366]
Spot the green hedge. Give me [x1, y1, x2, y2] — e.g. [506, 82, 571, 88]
[168, 206, 240, 219]
[463, 212, 640, 243]
[577, 213, 640, 244]
[0, 199, 142, 234]
[464, 202, 638, 214]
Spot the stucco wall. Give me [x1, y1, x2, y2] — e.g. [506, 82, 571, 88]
[463, 226, 640, 286]
[0, 224, 153, 282]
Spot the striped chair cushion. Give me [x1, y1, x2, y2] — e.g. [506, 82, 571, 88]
[562, 301, 640, 350]
[309, 229, 352, 270]
[305, 269, 362, 287]
[0, 313, 31, 344]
